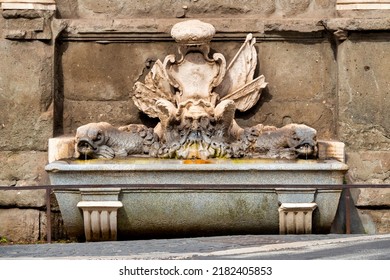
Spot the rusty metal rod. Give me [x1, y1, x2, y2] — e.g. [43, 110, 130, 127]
[345, 188, 351, 234]
[1, 184, 389, 191]
[46, 188, 52, 243]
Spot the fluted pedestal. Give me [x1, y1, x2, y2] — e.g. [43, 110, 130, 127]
[278, 203, 317, 234]
[77, 201, 123, 241]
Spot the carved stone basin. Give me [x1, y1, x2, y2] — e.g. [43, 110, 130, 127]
[46, 157, 348, 240]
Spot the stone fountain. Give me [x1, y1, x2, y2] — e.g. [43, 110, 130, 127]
[46, 20, 348, 241]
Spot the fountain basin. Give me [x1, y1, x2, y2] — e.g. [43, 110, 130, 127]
[46, 158, 348, 240]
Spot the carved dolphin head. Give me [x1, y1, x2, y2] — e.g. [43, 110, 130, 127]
[75, 122, 112, 158]
[285, 124, 318, 158]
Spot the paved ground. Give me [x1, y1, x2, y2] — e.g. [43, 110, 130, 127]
[1, 234, 390, 260]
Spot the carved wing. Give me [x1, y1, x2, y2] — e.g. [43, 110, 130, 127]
[217, 33, 267, 112]
[132, 60, 175, 118]
[221, 75, 267, 112]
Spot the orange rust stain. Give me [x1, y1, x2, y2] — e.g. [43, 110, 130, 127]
[183, 159, 213, 164]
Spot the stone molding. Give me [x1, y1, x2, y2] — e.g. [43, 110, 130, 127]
[0, 0, 56, 40]
[0, 0, 55, 10]
[56, 18, 390, 43]
[337, 0, 390, 10]
[1, 2, 56, 11]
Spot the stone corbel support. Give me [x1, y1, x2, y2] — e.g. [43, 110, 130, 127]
[77, 201, 123, 242]
[278, 203, 317, 234]
[77, 187, 122, 241]
[0, 0, 56, 40]
[276, 188, 317, 234]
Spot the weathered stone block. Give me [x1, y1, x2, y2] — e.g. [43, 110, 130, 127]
[0, 34, 53, 151]
[254, 41, 336, 139]
[347, 151, 390, 209]
[0, 151, 49, 186]
[338, 37, 390, 151]
[346, 151, 390, 184]
[0, 189, 46, 208]
[0, 208, 41, 242]
[346, 151, 390, 221]
[4, 17, 44, 31]
[259, 41, 337, 103]
[316, 0, 333, 8]
[358, 210, 390, 234]
[0, 208, 65, 242]
[60, 42, 150, 102]
[56, 0, 337, 19]
[59, 41, 179, 99]
[279, 0, 311, 16]
[356, 188, 390, 207]
[63, 99, 142, 134]
[0, 151, 48, 207]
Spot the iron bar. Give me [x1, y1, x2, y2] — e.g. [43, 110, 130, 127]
[1, 184, 389, 191]
[45, 188, 52, 243]
[345, 188, 351, 234]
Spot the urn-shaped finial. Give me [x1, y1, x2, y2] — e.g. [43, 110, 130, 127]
[171, 20, 216, 45]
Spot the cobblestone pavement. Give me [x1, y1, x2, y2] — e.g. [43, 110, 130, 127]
[1, 234, 390, 259]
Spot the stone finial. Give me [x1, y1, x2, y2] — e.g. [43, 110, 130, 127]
[171, 20, 215, 45]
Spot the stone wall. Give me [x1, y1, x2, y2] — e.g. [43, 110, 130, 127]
[0, 0, 389, 242]
[56, 0, 338, 19]
[338, 33, 390, 233]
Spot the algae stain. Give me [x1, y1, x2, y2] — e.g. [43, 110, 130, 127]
[227, 198, 252, 221]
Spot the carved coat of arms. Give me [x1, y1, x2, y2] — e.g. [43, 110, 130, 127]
[75, 20, 317, 160]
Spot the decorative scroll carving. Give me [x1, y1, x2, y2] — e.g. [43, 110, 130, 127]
[75, 19, 318, 160]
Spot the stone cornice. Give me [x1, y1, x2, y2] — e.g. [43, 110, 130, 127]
[56, 17, 390, 43]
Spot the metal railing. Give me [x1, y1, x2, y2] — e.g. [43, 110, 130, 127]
[1, 184, 389, 243]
